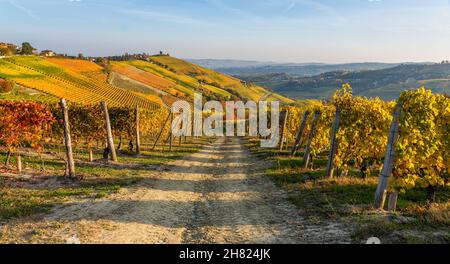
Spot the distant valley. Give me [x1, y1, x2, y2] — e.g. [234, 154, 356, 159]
[190, 59, 448, 100]
[188, 59, 400, 77]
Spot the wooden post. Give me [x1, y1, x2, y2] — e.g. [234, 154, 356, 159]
[374, 104, 402, 209]
[101, 101, 117, 162]
[152, 111, 172, 150]
[388, 190, 399, 212]
[303, 110, 320, 169]
[169, 112, 174, 152]
[326, 108, 341, 178]
[17, 154, 22, 174]
[61, 99, 76, 178]
[291, 111, 310, 156]
[135, 106, 141, 155]
[89, 149, 94, 162]
[279, 110, 289, 151]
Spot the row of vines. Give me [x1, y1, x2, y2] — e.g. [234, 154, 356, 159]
[0, 100, 171, 170]
[281, 86, 449, 209]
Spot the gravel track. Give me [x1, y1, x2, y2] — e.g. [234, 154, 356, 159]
[0, 137, 350, 244]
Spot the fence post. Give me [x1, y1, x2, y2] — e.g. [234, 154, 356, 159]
[303, 110, 320, 168]
[279, 110, 289, 151]
[135, 106, 141, 155]
[326, 108, 341, 178]
[291, 110, 310, 156]
[60, 99, 76, 178]
[101, 101, 117, 162]
[374, 104, 401, 209]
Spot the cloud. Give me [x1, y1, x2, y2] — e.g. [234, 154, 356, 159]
[284, 0, 297, 12]
[7, 0, 38, 19]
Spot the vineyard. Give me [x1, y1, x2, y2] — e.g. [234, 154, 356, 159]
[117, 58, 292, 102]
[0, 55, 292, 111]
[244, 86, 449, 243]
[276, 86, 449, 204]
[0, 57, 161, 108]
[0, 55, 448, 243]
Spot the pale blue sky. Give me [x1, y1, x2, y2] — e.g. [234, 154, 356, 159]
[1, 0, 450, 63]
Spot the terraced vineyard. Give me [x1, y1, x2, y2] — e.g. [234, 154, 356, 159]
[150, 56, 294, 102]
[1, 55, 291, 111]
[115, 57, 293, 102]
[0, 57, 161, 109]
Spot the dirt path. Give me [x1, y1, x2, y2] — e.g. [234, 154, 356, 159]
[0, 137, 351, 244]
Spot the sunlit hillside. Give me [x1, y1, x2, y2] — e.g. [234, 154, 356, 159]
[148, 55, 293, 103]
[0, 56, 161, 109]
[0, 55, 292, 108]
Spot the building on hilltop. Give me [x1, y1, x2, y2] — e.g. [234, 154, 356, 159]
[0, 42, 19, 56]
[40, 50, 56, 57]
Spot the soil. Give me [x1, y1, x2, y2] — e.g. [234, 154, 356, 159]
[0, 137, 351, 244]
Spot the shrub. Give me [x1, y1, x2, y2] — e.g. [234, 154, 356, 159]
[0, 79, 15, 93]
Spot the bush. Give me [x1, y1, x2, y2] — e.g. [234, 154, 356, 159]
[0, 79, 14, 93]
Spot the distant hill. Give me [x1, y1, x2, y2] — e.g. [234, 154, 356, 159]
[238, 63, 450, 100]
[0, 55, 292, 107]
[186, 59, 277, 69]
[189, 59, 402, 77]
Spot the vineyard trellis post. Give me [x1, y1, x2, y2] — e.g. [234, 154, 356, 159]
[61, 98, 76, 178]
[291, 110, 310, 156]
[101, 101, 118, 162]
[89, 150, 94, 162]
[169, 111, 174, 152]
[326, 108, 341, 178]
[388, 190, 399, 212]
[374, 104, 402, 209]
[17, 155, 22, 174]
[135, 106, 141, 155]
[279, 110, 289, 151]
[303, 110, 320, 169]
[152, 111, 172, 150]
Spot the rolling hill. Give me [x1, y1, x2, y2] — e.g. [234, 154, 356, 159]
[0, 55, 292, 108]
[0, 56, 160, 109]
[189, 59, 400, 77]
[237, 63, 450, 100]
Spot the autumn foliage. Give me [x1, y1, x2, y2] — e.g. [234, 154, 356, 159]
[0, 100, 55, 151]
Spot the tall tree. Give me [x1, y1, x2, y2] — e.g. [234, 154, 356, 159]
[20, 42, 34, 55]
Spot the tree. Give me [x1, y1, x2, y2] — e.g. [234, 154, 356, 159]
[78, 53, 84, 59]
[0, 44, 17, 56]
[20, 42, 34, 55]
[0, 79, 15, 93]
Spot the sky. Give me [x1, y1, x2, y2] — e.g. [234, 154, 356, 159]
[1, 0, 450, 63]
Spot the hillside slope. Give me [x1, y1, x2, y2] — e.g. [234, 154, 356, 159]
[0, 56, 160, 109]
[0, 55, 292, 107]
[117, 55, 293, 103]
